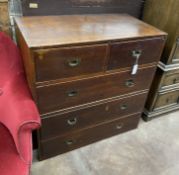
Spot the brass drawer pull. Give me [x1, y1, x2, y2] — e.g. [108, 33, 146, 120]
[67, 90, 78, 97]
[65, 140, 75, 146]
[68, 58, 81, 67]
[120, 104, 128, 110]
[67, 118, 77, 126]
[116, 123, 123, 130]
[125, 79, 135, 87]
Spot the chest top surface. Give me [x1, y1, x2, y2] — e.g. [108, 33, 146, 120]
[15, 14, 166, 48]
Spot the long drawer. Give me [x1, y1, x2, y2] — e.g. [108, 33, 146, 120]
[34, 44, 108, 82]
[108, 38, 165, 70]
[40, 92, 147, 139]
[38, 113, 140, 160]
[36, 65, 156, 114]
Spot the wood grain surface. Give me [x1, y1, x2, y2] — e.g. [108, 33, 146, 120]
[15, 14, 166, 48]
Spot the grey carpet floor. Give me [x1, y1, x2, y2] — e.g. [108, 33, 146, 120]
[31, 111, 179, 175]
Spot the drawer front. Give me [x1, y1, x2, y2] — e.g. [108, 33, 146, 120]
[37, 66, 156, 114]
[39, 113, 140, 160]
[161, 73, 179, 88]
[108, 38, 165, 70]
[34, 44, 107, 82]
[40, 92, 147, 139]
[154, 91, 179, 110]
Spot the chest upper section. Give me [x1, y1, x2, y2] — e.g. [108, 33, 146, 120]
[15, 14, 166, 83]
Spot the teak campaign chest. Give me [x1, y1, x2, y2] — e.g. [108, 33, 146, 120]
[15, 14, 166, 160]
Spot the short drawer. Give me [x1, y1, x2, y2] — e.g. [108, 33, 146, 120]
[154, 91, 179, 110]
[161, 72, 179, 88]
[34, 44, 108, 82]
[40, 92, 147, 139]
[108, 37, 165, 70]
[39, 113, 140, 160]
[148, 68, 179, 92]
[37, 65, 156, 114]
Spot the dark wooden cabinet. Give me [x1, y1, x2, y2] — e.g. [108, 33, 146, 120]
[15, 14, 166, 160]
[21, 0, 145, 18]
[143, 0, 179, 120]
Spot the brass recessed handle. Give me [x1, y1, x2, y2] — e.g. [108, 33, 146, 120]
[125, 79, 135, 87]
[65, 140, 75, 146]
[68, 58, 81, 67]
[67, 90, 78, 97]
[120, 104, 128, 110]
[67, 118, 77, 126]
[132, 50, 142, 59]
[116, 123, 123, 130]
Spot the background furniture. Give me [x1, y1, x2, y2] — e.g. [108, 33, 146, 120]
[0, 0, 11, 35]
[143, 0, 179, 120]
[15, 14, 166, 160]
[20, 0, 145, 18]
[0, 32, 40, 175]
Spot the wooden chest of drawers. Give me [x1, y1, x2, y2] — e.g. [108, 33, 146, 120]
[15, 14, 166, 160]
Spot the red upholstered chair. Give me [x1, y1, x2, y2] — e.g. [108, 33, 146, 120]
[0, 32, 41, 175]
